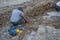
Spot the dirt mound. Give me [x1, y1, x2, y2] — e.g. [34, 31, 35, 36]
[26, 0, 60, 17]
[0, 0, 59, 27]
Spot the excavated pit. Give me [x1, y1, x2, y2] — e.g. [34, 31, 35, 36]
[0, 0, 60, 40]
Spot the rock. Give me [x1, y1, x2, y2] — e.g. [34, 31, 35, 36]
[31, 25, 60, 40]
[25, 24, 38, 31]
[58, 38, 60, 40]
[27, 31, 36, 40]
[37, 25, 46, 34]
[22, 34, 30, 40]
[43, 11, 60, 29]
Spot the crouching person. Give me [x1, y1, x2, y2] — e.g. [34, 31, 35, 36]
[10, 7, 28, 27]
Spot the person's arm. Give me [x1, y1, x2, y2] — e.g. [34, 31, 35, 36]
[20, 12, 31, 23]
[22, 15, 29, 23]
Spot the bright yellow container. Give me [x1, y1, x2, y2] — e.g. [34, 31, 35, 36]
[15, 29, 22, 36]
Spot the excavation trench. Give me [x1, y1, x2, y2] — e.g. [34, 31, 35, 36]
[0, 0, 60, 40]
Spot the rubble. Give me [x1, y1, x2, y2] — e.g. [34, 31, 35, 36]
[0, 0, 56, 27]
